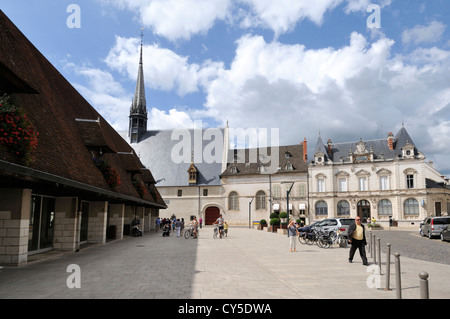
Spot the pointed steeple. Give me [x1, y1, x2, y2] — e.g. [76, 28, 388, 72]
[129, 29, 148, 144]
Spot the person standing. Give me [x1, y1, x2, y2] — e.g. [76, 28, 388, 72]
[175, 219, 182, 238]
[199, 217, 203, 229]
[288, 220, 299, 252]
[348, 217, 369, 265]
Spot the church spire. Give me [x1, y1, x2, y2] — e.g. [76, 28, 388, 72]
[129, 28, 148, 144]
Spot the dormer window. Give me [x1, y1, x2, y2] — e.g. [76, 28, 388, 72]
[188, 163, 198, 185]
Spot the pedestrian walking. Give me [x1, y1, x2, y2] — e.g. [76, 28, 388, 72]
[175, 219, 182, 237]
[288, 220, 299, 252]
[224, 221, 228, 237]
[348, 217, 369, 265]
[199, 217, 203, 229]
[155, 217, 160, 232]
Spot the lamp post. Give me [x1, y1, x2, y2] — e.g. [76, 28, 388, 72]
[282, 182, 295, 237]
[248, 197, 255, 229]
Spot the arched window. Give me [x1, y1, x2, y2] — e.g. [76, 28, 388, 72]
[404, 198, 419, 216]
[256, 191, 266, 210]
[229, 192, 239, 210]
[315, 201, 328, 216]
[378, 199, 392, 216]
[337, 200, 350, 216]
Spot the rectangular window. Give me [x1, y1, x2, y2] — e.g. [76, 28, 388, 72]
[317, 179, 325, 192]
[359, 177, 367, 191]
[406, 174, 414, 188]
[298, 184, 306, 197]
[338, 178, 347, 192]
[380, 176, 389, 190]
[177, 190, 182, 197]
[203, 189, 208, 197]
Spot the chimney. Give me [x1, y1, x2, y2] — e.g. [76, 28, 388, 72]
[301, 138, 308, 162]
[387, 132, 394, 150]
[327, 139, 332, 156]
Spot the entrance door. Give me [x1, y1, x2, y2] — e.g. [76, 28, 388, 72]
[80, 201, 89, 243]
[28, 195, 55, 253]
[357, 200, 371, 223]
[435, 202, 442, 216]
[205, 207, 220, 225]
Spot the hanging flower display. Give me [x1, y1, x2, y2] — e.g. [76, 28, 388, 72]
[93, 157, 121, 189]
[0, 94, 39, 166]
[132, 177, 147, 198]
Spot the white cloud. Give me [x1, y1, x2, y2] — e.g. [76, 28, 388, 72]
[402, 21, 447, 46]
[200, 33, 450, 174]
[104, 36, 224, 96]
[97, 0, 232, 42]
[238, 0, 342, 36]
[97, 0, 392, 40]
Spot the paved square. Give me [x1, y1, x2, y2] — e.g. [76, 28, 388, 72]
[0, 227, 449, 299]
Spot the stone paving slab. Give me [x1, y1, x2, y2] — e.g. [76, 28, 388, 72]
[0, 226, 449, 299]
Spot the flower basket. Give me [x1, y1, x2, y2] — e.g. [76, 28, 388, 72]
[0, 94, 39, 166]
[93, 157, 121, 189]
[132, 178, 147, 198]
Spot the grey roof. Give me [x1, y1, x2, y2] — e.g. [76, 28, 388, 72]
[221, 144, 308, 176]
[314, 126, 419, 162]
[122, 129, 224, 187]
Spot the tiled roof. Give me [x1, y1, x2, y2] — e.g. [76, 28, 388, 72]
[221, 144, 308, 176]
[0, 10, 165, 208]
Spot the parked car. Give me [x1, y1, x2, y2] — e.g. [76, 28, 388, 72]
[441, 226, 450, 242]
[420, 216, 450, 239]
[313, 218, 355, 237]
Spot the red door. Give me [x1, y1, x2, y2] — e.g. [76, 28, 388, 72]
[205, 207, 220, 225]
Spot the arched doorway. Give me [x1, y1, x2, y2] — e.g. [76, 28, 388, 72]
[205, 207, 220, 225]
[357, 200, 371, 222]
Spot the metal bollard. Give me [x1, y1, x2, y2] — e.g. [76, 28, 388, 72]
[419, 272, 429, 299]
[373, 234, 377, 264]
[384, 243, 391, 291]
[395, 253, 402, 299]
[377, 238, 382, 275]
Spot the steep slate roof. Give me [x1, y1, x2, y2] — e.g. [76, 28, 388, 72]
[315, 126, 419, 163]
[221, 144, 308, 177]
[123, 128, 224, 187]
[0, 10, 165, 207]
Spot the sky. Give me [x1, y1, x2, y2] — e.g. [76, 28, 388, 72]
[1, 0, 450, 177]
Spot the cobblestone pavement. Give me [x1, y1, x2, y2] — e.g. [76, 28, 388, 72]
[0, 227, 449, 299]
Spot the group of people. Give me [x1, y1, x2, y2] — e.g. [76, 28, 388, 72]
[287, 218, 369, 266]
[154, 214, 229, 239]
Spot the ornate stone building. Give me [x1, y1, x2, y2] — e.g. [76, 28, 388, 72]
[309, 127, 450, 227]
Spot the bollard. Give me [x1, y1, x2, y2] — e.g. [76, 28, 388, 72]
[419, 272, 429, 299]
[384, 243, 391, 291]
[377, 238, 382, 275]
[395, 253, 402, 299]
[373, 234, 377, 264]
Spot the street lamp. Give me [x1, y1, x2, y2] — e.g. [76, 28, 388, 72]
[282, 182, 295, 237]
[247, 197, 255, 229]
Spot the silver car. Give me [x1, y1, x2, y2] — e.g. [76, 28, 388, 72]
[420, 217, 450, 239]
[315, 218, 354, 237]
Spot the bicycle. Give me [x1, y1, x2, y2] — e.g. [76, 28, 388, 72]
[316, 230, 336, 248]
[184, 227, 197, 239]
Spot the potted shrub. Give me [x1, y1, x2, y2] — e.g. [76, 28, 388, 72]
[259, 219, 267, 230]
[270, 218, 280, 232]
[279, 212, 288, 228]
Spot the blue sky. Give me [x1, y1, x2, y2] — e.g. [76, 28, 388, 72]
[1, 0, 450, 176]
